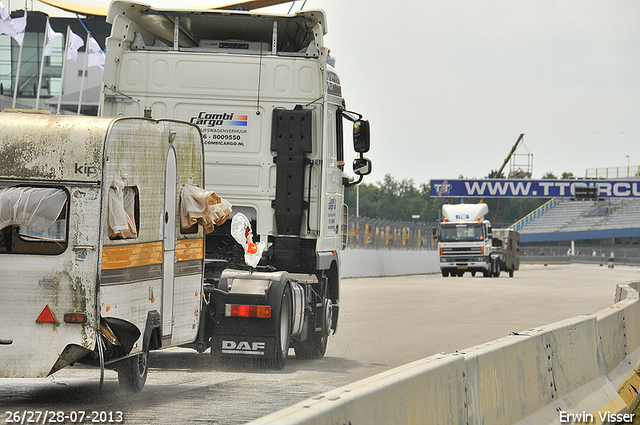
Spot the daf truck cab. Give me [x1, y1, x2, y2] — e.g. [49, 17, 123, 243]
[100, 2, 372, 367]
[438, 203, 519, 278]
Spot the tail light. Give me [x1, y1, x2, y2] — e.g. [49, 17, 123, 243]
[64, 313, 87, 323]
[226, 304, 271, 319]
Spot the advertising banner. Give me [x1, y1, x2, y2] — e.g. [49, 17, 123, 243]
[430, 179, 640, 198]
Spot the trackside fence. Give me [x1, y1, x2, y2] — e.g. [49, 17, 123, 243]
[248, 281, 640, 425]
[346, 216, 437, 250]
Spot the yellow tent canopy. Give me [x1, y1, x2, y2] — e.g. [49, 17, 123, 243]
[37, 0, 292, 16]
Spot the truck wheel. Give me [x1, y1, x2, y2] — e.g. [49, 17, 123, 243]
[509, 267, 514, 278]
[441, 270, 449, 277]
[273, 285, 292, 370]
[295, 328, 327, 360]
[117, 351, 148, 393]
[493, 261, 501, 277]
[295, 297, 331, 360]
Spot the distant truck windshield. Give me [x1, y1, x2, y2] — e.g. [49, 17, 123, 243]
[440, 223, 485, 242]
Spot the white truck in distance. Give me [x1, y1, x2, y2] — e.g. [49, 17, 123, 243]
[438, 204, 519, 277]
[100, 2, 372, 369]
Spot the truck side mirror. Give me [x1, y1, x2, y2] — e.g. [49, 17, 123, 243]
[353, 157, 371, 176]
[353, 120, 370, 153]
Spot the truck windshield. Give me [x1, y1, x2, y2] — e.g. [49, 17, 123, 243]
[0, 185, 68, 255]
[440, 223, 484, 242]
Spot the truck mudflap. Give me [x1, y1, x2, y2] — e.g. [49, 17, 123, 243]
[210, 269, 292, 365]
[211, 335, 276, 358]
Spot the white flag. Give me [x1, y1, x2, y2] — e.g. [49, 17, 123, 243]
[0, 1, 15, 37]
[66, 28, 84, 61]
[44, 20, 62, 57]
[0, 1, 8, 19]
[10, 11, 26, 46]
[86, 36, 105, 69]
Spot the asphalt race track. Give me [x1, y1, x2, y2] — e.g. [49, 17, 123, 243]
[1, 264, 638, 424]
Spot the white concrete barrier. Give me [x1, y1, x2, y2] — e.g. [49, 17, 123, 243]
[247, 280, 640, 425]
[341, 249, 440, 278]
[465, 316, 611, 425]
[247, 353, 467, 425]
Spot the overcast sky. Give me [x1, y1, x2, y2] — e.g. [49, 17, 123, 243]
[24, 0, 640, 186]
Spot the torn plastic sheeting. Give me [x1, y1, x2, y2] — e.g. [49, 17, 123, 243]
[180, 184, 232, 234]
[0, 187, 66, 232]
[230, 212, 265, 269]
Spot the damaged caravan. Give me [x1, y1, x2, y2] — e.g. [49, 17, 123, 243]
[0, 110, 227, 392]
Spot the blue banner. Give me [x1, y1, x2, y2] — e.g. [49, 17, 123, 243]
[430, 179, 640, 198]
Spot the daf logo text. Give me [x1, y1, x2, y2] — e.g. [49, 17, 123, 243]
[221, 340, 266, 355]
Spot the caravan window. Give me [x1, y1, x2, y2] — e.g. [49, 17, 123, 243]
[0, 185, 69, 255]
[108, 183, 140, 240]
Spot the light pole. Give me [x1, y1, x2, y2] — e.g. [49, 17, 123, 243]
[627, 155, 630, 177]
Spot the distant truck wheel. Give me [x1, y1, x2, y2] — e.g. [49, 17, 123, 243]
[441, 270, 449, 277]
[117, 351, 148, 393]
[509, 267, 514, 278]
[493, 260, 501, 277]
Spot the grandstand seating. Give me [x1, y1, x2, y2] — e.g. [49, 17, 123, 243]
[516, 198, 640, 234]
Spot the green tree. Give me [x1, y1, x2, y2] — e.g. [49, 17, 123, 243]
[344, 181, 380, 218]
[487, 170, 506, 179]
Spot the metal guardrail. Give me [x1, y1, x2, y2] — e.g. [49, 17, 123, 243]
[346, 216, 437, 250]
[586, 165, 640, 179]
[522, 255, 640, 267]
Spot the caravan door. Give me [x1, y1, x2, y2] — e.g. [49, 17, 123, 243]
[162, 148, 177, 337]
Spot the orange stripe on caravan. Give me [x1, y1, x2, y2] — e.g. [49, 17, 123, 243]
[101, 242, 163, 270]
[176, 238, 204, 262]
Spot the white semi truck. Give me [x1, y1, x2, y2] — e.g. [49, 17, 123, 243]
[438, 204, 519, 277]
[101, 2, 371, 369]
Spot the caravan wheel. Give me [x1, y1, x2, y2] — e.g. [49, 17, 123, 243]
[117, 351, 148, 393]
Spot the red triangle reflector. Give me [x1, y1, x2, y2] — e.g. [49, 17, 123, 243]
[36, 305, 56, 323]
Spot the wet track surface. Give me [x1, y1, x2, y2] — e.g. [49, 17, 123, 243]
[2, 264, 639, 424]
